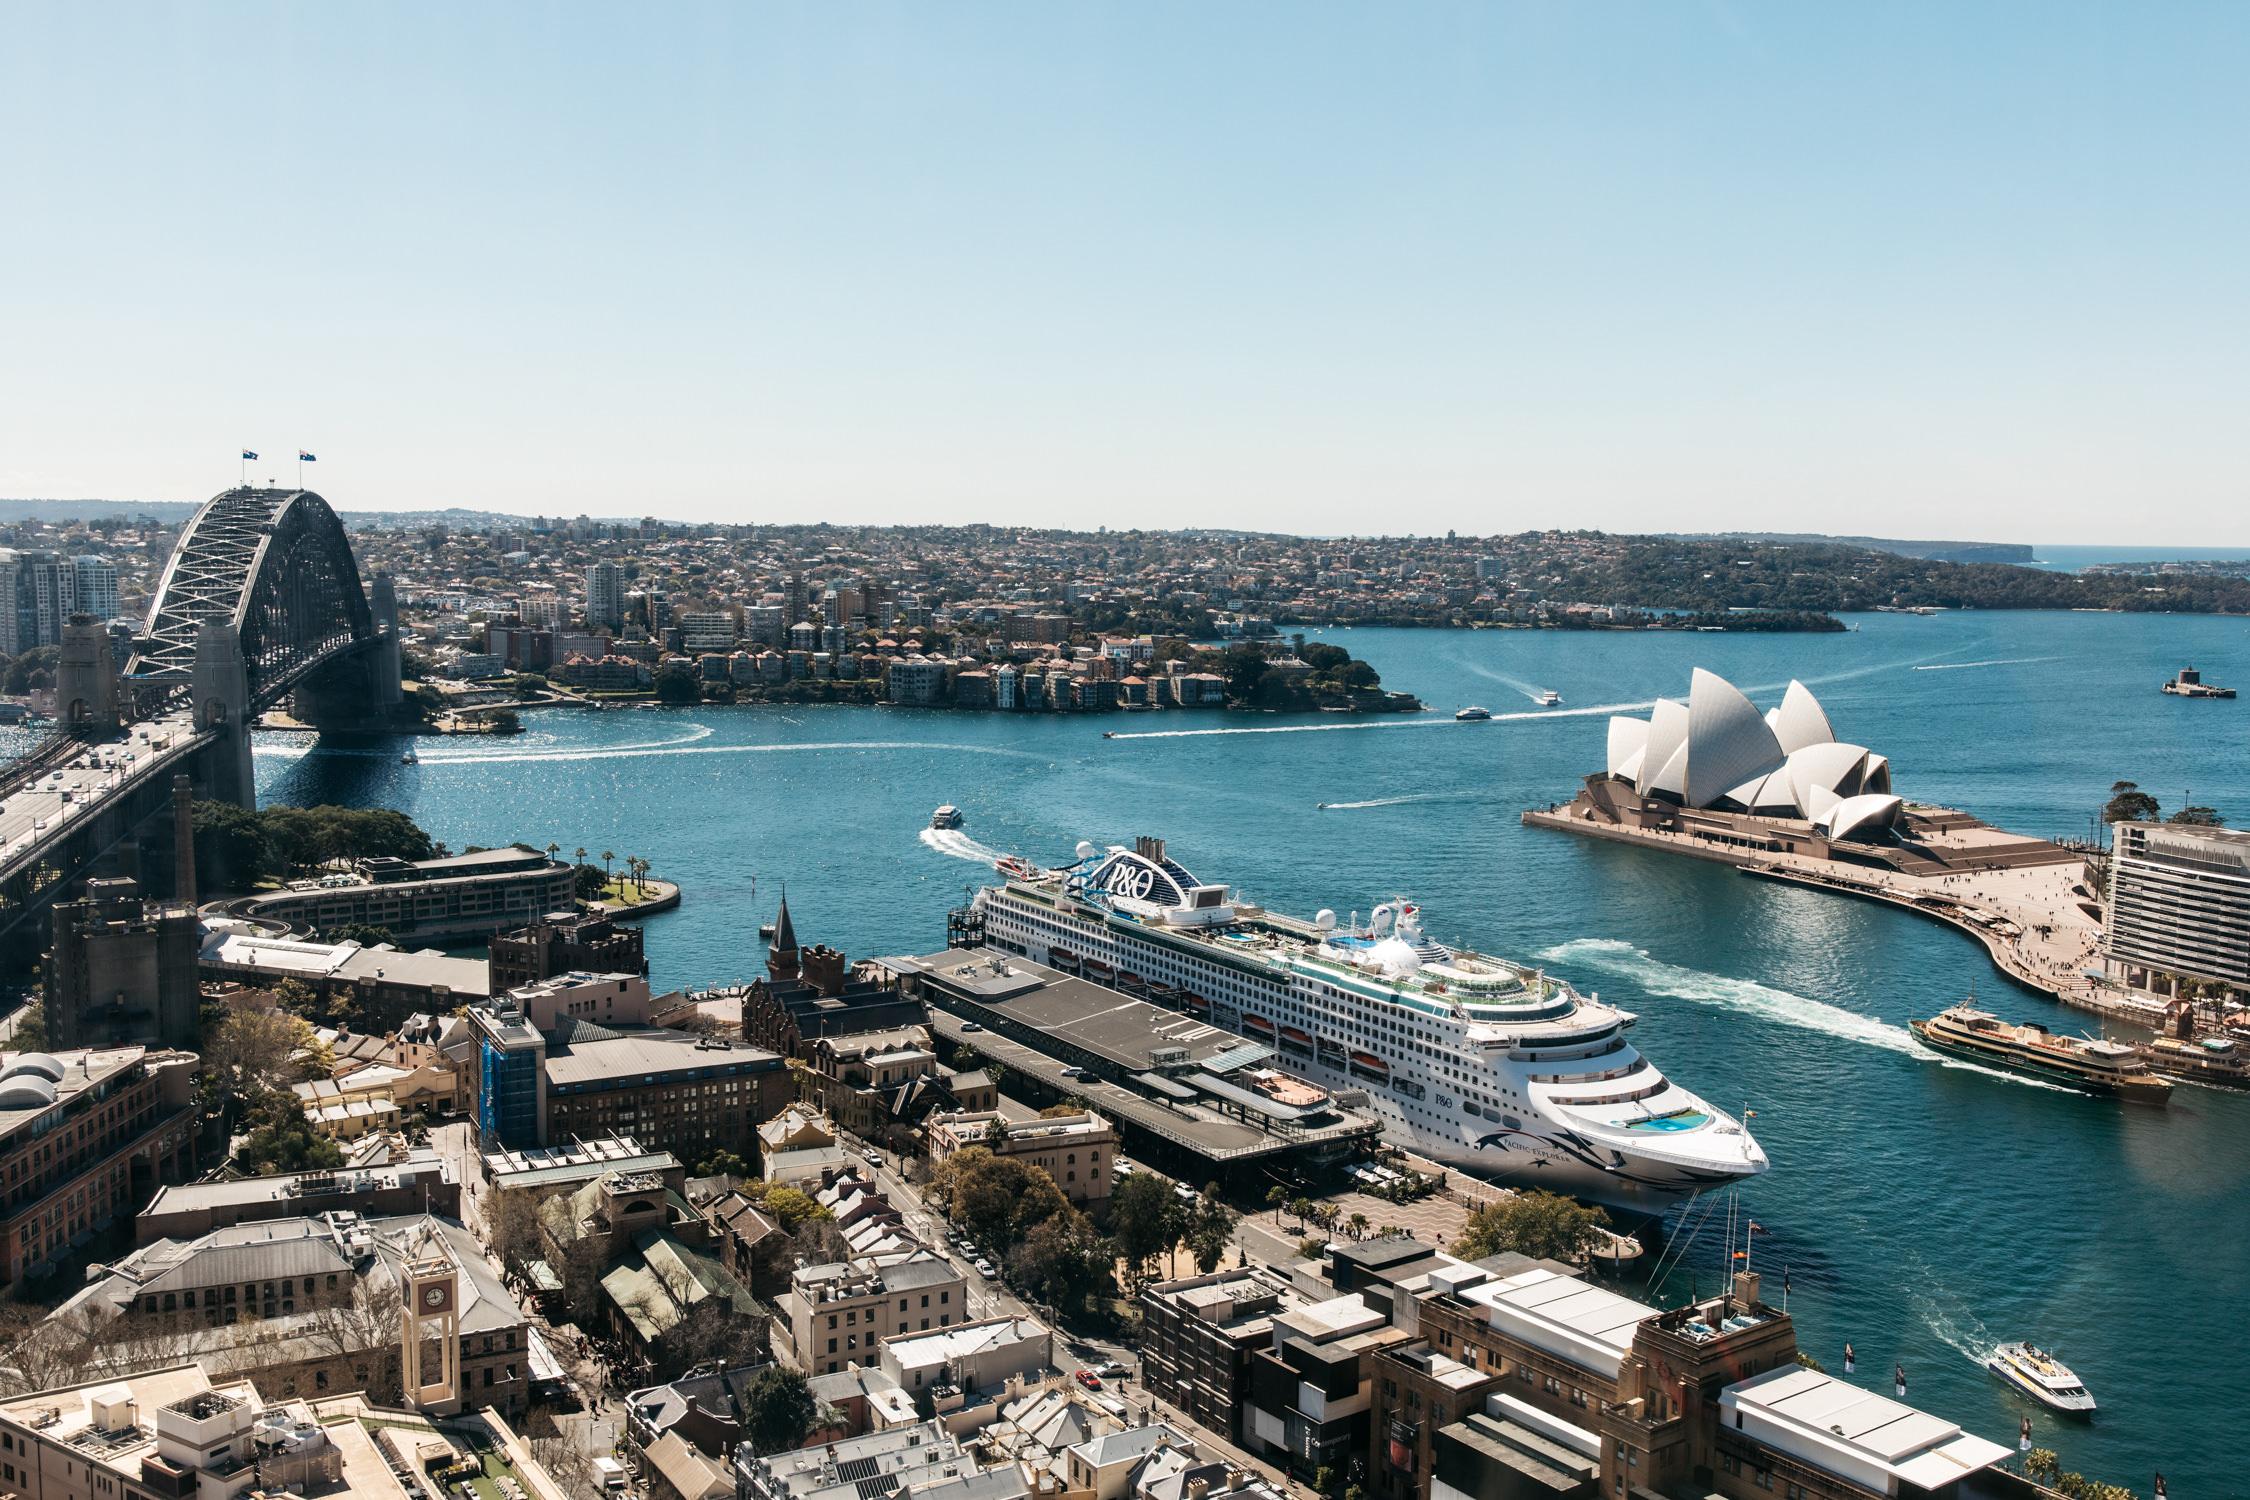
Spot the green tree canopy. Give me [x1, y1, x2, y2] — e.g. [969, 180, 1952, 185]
[1109, 1171, 1186, 1282]
[2103, 781, 2160, 824]
[740, 1366, 818, 1455]
[1455, 1190, 1611, 1264]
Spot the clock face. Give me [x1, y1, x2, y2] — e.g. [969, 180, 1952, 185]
[424, 1285, 448, 1309]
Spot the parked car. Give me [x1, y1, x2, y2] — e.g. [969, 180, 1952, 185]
[974, 1258, 998, 1279]
[863, 1149, 883, 1167]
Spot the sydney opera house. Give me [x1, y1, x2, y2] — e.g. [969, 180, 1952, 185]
[1601, 670, 1904, 841]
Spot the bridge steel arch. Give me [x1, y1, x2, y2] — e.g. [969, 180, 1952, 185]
[129, 487, 379, 710]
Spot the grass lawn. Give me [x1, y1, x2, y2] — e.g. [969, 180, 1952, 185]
[596, 878, 657, 905]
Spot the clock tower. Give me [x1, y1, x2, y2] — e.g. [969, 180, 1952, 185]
[399, 1238, 463, 1415]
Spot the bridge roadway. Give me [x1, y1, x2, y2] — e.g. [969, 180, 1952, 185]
[0, 710, 211, 883]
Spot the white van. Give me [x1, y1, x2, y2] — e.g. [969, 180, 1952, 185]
[594, 1456, 628, 1492]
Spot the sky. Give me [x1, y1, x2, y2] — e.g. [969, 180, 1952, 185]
[3, 3, 2247, 542]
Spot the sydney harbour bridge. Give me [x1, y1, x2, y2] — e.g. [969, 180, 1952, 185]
[0, 486, 402, 957]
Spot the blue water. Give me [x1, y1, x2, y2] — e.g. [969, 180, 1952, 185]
[258, 611, 2249, 1493]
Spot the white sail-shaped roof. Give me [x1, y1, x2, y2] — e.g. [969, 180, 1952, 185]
[1607, 716, 1650, 779]
[1783, 741, 1872, 811]
[1602, 669, 1897, 827]
[1818, 793, 1904, 841]
[1682, 669, 1786, 809]
[1768, 680, 1837, 753]
[1642, 699, 1691, 798]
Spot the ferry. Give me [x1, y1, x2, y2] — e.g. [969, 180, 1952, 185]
[1455, 706, 1492, 722]
[1537, 690, 1562, 707]
[930, 805, 964, 830]
[2161, 665, 2235, 698]
[1908, 1004, 2172, 1104]
[2139, 1032, 2250, 1090]
[1986, 1343, 2096, 1416]
[966, 836, 1768, 1206]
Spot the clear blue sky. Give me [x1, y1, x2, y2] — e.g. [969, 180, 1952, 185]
[4, 3, 2246, 541]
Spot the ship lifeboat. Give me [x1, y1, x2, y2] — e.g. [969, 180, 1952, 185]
[1349, 1051, 1391, 1078]
[1243, 1014, 1276, 1034]
[1182, 992, 1210, 1013]
[1048, 947, 1078, 967]
[1118, 972, 1146, 991]
[1278, 1026, 1314, 1052]
[1084, 958, 1114, 978]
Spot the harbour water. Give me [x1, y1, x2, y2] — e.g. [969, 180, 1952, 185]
[257, 610, 2248, 1492]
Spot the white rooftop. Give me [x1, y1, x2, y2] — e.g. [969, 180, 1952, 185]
[1721, 1366, 2012, 1493]
[1460, 1267, 1655, 1380]
[883, 1315, 1047, 1369]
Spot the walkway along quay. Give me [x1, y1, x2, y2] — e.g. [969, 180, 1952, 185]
[1523, 789, 2174, 1030]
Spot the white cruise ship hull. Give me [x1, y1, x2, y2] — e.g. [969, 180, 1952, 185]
[971, 872, 1765, 1211]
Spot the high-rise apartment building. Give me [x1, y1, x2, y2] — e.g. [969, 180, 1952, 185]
[2104, 820, 2250, 1002]
[583, 562, 626, 628]
[71, 555, 121, 620]
[0, 548, 73, 654]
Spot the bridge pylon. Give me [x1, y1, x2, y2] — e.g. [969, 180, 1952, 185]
[192, 622, 255, 809]
[57, 616, 120, 737]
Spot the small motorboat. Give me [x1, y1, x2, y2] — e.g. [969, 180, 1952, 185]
[930, 805, 964, 830]
[1102, 731, 1116, 739]
[400, 750, 419, 765]
[1986, 1342, 2096, 1416]
[994, 855, 1039, 880]
[1537, 690, 1563, 707]
[1455, 706, 1492, 722]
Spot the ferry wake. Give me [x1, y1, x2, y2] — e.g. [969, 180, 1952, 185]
[967, 837, 1767, 1206]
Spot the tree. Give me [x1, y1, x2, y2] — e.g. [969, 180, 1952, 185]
[2103, 781, 2160, 824]
[758, 1185, 829, 1233]
[1009, 1207, 1112, 1308]
[928, 1147, 1069, 1251]
[740, 1366, 818, 1455]
[2168, 805, 2225, 826]
[9, 1001, 46, 1051]
[1347, 1212, 1369, 1240]
[1455, 1191, 1611, 1264]
[697, 1149, 749, 1180]
[194, 799, 271, 892]
[574, 864, 608, 900]
[235, 1095, 345, 1174]
[1267, 1186, 1286, 1223]
[1186, 1192, 1238, 1274]
[601, 849, 616, 883]
[1110, 1172, 1185, 1285]
[484, 1184, 548, 1280]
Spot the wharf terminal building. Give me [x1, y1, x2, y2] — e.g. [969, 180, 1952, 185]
[2103, 820, 2250, 1006]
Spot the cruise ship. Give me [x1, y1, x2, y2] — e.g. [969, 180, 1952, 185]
[967, 837, 1768, 1205]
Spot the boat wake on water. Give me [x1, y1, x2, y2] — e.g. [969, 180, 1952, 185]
[1454, 659, 1552, 703]
[1911, 657, 2060, 673]
[919, 826, 1009, 865]
[412, 736, 1036, 767]
[1537, 940, 2073, 1092]
[1318, 792, 1477, 811]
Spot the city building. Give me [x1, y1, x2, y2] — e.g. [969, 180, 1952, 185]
[70, 554, 121, 620]
[737, 1419, 1023, 1500]
[585, 561, 627, 627]
[135, 1147, 458, 1241]
[468, 989, 790, 1165]
[782, 1252, 969, 1376]
[481, 1134, 685, 1202]
[224, 848, 577, 945]
[198, 925, 490, 1029]
[55, 1213, 531, 1415]
[0, 1363, 568, 1500]
[1240, 1291, 1407, 1482]
[925, 1109, 1117, 1210]
[44, 877, 200, 1051]
[1140, 1267, 1306, 1442]
[878, 1314, 1051, 1402]
[0, 548, 72, 654]
[0, 1045, 200, 1287]
[742, 903, 923, 1058]
[2103, 820, 2250, 1003]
